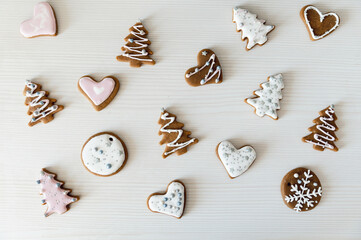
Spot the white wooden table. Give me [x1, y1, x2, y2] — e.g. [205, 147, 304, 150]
[1, 0, 360, 239]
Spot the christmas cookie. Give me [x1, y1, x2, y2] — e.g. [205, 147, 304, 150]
[245, 73, 284, 120]
[116, 21, 155, 67]
[20, 2, 57, 38]
[78, 76, 120, 111]
[24, 80, 64, 127]
[81, 132, 128, 177]
[216, 141, 256, 179]
[158, 108, 198, 159]
[300, 5, 340, 41]
[281, 167, 322, 212]
[233, 7, 274, 50]
[37, 169, 78, 217]
[185, 49, 222, 87]
[302, 105, 338, 152]
[147, 180, 185, 219]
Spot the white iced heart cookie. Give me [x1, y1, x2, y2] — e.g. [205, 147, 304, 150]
[81, 132, 128, 177]
[216, 141, 256, 178]
[147, 181, 185, 219]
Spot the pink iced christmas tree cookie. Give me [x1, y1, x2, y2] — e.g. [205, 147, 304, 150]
[37, 169, 79, 217]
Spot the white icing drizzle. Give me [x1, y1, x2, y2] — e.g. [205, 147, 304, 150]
[25, 80, 58, 123]
[303, 6, 340, 40]
[185, 52, 222, 85]
[233, 7, 274, 50]
[305, 106, 336, 150]
[120, 23, 153, 62]
[160, 111, 196, 156]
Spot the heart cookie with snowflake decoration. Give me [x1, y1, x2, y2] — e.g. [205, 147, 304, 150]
[147, 181, 185, 219]
[20, 2, 57, 38]
[281, 167, 322, 212]
[216, 141, 256, 179]
[78, 76, 119, 111]
[185, 49, 222, 87]
[300, 5, 340, 41]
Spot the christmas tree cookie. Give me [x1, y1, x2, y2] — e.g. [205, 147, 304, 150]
[37, 169, 79, 217]
[233, 7, 274, 50]
[302, 105, 338, 152]
[116, 21, 155, 67]
[245, 73, 284, 120]
[23, 80, 64, 126]
[158, 109, 198, 159]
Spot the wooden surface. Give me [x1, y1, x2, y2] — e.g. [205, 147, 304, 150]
[0, 0, 361, 239]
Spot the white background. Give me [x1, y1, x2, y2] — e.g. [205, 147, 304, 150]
[0, 0, 360, 239]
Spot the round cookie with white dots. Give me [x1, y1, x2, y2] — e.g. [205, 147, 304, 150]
[81, 132, 128, 177]
[281, 167, 322, 212]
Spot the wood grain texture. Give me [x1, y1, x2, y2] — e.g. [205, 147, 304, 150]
[0, 0, 361, 239]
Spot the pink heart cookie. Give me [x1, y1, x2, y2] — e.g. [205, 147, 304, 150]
[20, 2, 57, 38]
[78, 76, 120, 111]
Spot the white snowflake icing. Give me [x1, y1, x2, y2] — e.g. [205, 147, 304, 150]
[285, 169, 322, 212]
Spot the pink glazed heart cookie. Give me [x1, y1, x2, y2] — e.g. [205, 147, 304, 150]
[20, 2, 57, 38]
[78, 76, 120, 111]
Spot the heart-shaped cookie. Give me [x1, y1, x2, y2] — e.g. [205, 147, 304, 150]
[185, 49, 222, 87]
[147, 181, 185, 219]
[301, 5, 340, 41]
[216, 141, 256, 179]
[20, 2, 57, 38]
[78, 76, 120, 111]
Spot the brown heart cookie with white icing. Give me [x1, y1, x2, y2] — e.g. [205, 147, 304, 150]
[281, 167, 322, 212]
[300, 5, 340, 41]
[185, 49, 222, 87]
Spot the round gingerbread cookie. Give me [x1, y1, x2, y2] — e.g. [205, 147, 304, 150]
[281, 167, 322, 212]
[81, 132, 128, 177]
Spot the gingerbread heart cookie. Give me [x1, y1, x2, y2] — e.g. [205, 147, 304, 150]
[147, 180, 185, 219]
[78, 76, 119, 111]
[300, 5, 340, 41]
[281, 167, 322, 212]
[216, 141, 256, 179]
[185, 49, 222, 87]
[20, 2, 57, 38]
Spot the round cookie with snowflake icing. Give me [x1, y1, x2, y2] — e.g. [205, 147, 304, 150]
[281, 167, 322, 212]
[81, 132, 128, 177]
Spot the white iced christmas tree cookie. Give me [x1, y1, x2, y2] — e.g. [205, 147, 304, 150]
[233, 7, 274, 50]
[147, 181, 185, 219]
[245, 73, 284, 120]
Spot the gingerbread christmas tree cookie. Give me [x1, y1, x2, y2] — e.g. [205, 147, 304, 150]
[37, 169, 79, 217]
[23, 80, 63, 126]
[116, 21, 155, 67]
[302, 105, 338, 152]
[158, 109, 198, 159]
[245, 73, 284, 120]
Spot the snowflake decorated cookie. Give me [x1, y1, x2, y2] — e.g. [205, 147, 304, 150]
[78, 76, 120, 111]
[216, 141, 256, 179]
[81, 132, 128, 177]
[281, 167, 322, 212]
[300, 5, 340, 41]
[233, 7, 274, 50]
[23, 80, 64, 126]
[147, 180, 186, 219]
[185, 49, 222, 87]
[245, 73, 284, 120]
[20, 2, 57, 38]
[116, 21, 155, 67]
[158, 108, 198, 159]
[37, 169, 79, 217]
[302, 105, 339, 152]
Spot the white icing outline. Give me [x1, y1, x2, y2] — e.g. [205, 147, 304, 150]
[303, 6, 339, 40]
[160, 111, 196, 156]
